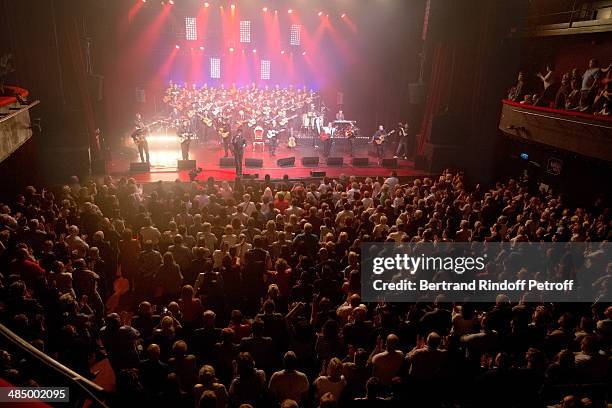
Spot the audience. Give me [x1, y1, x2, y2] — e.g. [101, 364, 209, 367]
[0, 170, 610, 407]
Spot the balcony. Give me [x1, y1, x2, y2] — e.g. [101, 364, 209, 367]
[0, 86, 38, 164]
[498, 99, 612, 162]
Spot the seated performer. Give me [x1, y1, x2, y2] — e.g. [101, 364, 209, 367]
[131, 113, 150, 163]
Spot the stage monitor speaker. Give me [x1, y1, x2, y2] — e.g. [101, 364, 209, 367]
[352, 157, 369, 167]
[277, 157, 295, 167]
[130, 162, 150, 172]
[242, 173, 259, 180]
[245, 158, 263, 168]
[301, 156, 320, 166]
[219, 157, 235, 167]
[382, 158, 398, 168]
[326, 157, 343, 166]
[310, 171, 326, 177]
[178, 159, 196, 170]
[91, 159, 107, 175]
[414, 154, 429, 170]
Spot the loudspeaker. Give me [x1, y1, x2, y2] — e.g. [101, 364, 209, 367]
[91, 159, 107, 175]
[326, 157, 343, 166]
[352, 157, 369, 167]
[301, 156, 320, 166]
[382, 158, 398, 168]
[220, 157, 235, 167]
[178, 159, 196, 170]
[277, 157, 295, 167]
[310, 171, 326, 177]
[414, 154, 428, 170]
[130, 162, 150, 172]
[245, 158, 263, 168]
[408, 81, 427, 105]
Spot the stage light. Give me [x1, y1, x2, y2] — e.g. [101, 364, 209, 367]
[230, 4, 235, 10]
[301, 51, 306, 56]
[199, 46, 204, 50]
[290, 24, 301, 46]
[185, 17, 197, 40]
[252, 49, 257, 53]
[341, 13, 347, 18]
[280, 50, 285, 55]
[204, 2, 209, 7]
[240, 20, 251, 43]
[141, 0, 146, 3]
[288, 9, 293, 14]
[210, 57, 221, 79]
[262, 7, 268, 12]
[261, 60, 270, 80]
[229, 47, 235, 52]
[318, 11, 323, 17]
[175, 44, 180, 49]
[168, 0, 174, 4]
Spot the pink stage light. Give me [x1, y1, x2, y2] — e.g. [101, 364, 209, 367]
[175, 44, 180, 49]
[204, 2, 209, 7]
[301, 51, 307, 56]
[262, 7, 268, 12]
[318, 11, 323, 17]
[252, 49, 257, 53]
[199, 46, 204, 50]
[280, 50, 285, 55]
[229, 47, 235, 52]
[230, 4, 235, 10]
[141, 0, 146, 3]
[287, 9, 293, 14]
[168, 0, 174, 4]
[341, 13, 347, 18]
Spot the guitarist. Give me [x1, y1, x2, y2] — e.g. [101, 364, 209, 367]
[132, 113, 150, 163]
[371, 125, 386, 165]
[219, 122, 232, 157]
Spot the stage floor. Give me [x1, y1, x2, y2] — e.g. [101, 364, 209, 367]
[108, 132, 430, 182]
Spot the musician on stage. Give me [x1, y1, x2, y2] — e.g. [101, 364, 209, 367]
[371, 124, 386, 165]
[231, 128, 247, 177]
[321, 122, 334, 157]
[346, 123, 356, 157]
[267, 128, 279, 156]
[132, 113, 150, 163]
[219, 122, 232, 157]
[178, 120, 191, 160]
[394, 122, 411, 159]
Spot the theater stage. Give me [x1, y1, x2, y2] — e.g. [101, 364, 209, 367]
[107, 131, 430, 183]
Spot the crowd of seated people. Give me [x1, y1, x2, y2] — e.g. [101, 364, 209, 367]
[0, 171, 610, 408]
[508, 58, 611, 116]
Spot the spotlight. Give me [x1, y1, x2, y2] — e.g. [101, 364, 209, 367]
[252, 49, 257, 53]
[280, 50, 285, 55]
[168, 0, 174, 4]
[262, 7, 268, 12]
[341, 13, 347, 18]
[204, 2, 209, 7]
[175, 44, 180, 49]
[318, 11, 323, 16]
[301, 51, 306, 56]
[230, 4, 235, 9]
[229, 47, 235, 52]
[288, 9, 293, 14]
[141, 0, 147, 3]
[199, 46, 204, 50]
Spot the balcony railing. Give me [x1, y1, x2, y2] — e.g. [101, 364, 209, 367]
[498, 99, 612, 162]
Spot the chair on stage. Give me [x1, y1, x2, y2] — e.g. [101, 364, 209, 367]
[253, 126, 265, 152]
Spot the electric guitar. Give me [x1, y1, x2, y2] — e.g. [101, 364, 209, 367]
[373, 130, 396, 145]
[131, 120, 160, 144]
